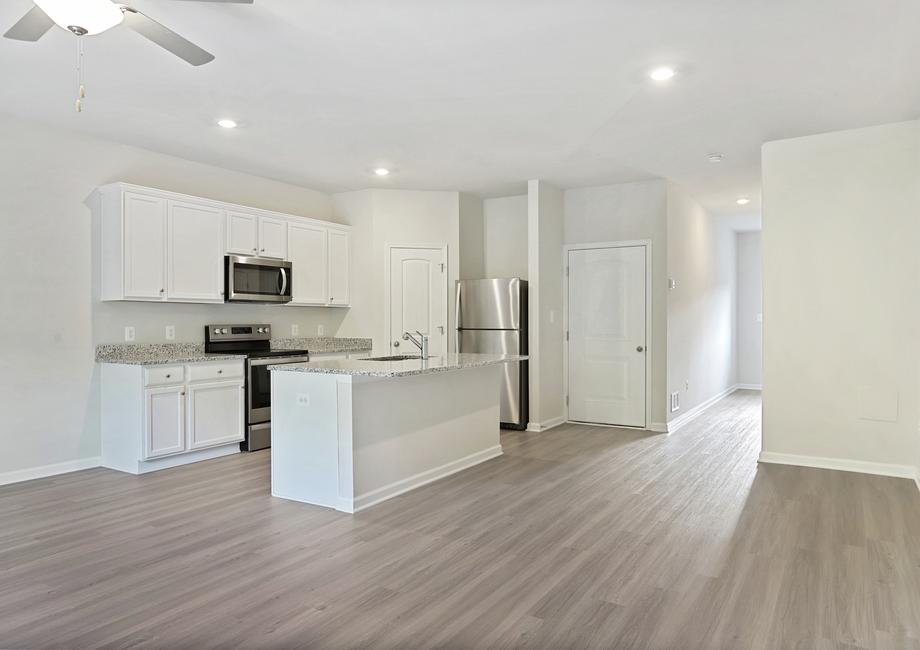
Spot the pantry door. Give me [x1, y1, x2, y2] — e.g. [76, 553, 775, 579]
[387, 245, 448, 357]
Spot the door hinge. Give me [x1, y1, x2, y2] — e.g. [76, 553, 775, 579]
[565, 266, 569, 277]
[440, 263, 445, 272]
[566, 395, 569, 406]
[565, 330, 569, 341]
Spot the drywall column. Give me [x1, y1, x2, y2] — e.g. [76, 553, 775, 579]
[761, 121, 920, 478]
[527, 180, 565, 430]
[736, 231, 763, 389]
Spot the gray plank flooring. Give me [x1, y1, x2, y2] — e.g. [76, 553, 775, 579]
[1, 390, 919, 648]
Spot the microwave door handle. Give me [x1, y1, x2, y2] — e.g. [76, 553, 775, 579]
[279, 268, 287, 296]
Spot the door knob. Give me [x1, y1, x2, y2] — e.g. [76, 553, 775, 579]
[393, 340, 400, 347]
[637, 346, 645, 352]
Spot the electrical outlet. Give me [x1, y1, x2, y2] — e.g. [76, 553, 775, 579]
[670, 392, 680, 413]
[317, 324, 325, 336]
[297, 393, 311, 407]
[124, 326, 136, 342]
[685, 380, 690, 391]
[291, 324, 300, 336]
[165, 325, 175, 340]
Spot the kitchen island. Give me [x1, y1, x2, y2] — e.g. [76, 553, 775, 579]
[270, 353, 526, 513]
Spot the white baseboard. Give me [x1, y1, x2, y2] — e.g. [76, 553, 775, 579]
[350, 445, 503, 512]
[737, 383, 762, 390]
[666, 385, 739, 434]
[758, 451, 916, 480]
[0, 456, 102, 487]
[648, 422, 669, 433]
[526, 415, 566, 433]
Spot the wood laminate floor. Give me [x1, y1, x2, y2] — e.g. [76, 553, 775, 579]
[2, 390, 920, 649]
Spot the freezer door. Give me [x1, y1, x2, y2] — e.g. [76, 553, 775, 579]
[458, 329, 528, 429]
[456, 278, 525, 330]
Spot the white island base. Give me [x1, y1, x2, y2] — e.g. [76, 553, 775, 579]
[271, 361, 507, 513]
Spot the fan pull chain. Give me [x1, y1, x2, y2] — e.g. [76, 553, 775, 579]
[75, 36, 86, 113]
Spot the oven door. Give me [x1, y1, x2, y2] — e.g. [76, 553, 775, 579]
[226, 255, 293, 303]
[247, 355, 310, 424]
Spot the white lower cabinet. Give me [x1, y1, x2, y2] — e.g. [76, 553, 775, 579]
[102, 360, 245, 474]
[145, 385, 187, 459]
[187, 380, 245, 450]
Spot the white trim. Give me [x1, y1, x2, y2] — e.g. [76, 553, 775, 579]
[563, 239, 653, 430]
[384, 243, 450, 354]
[348, 445, 503, 512]
[758, 451, 916, 480]
[737, 383, 762, 390]
[526, 416, 566, 432]
[0, 457, 102, 486]
[915, 470, 920, 494]
[648, 422, 669, 433]
[667, 385, 738, 434]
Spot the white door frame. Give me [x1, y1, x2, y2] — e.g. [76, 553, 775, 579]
[563, 239, 653, 430]
[384, 243, 449, 355]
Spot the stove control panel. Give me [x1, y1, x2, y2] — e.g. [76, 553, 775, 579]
[205, 324, 271, 342]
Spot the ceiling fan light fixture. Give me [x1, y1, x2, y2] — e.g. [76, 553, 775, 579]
[34, 0, 124, 36]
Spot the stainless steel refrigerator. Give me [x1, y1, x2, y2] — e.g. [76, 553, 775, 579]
[455, 278, 529, 429]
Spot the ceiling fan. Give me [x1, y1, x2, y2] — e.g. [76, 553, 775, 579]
[3, 0, 253, 66]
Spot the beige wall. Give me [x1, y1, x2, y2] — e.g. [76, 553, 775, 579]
[483, 195, 528, 279]
[459, 193, 485, 280]
[762, 120, 920, 476]
[528, 180, 565, 429]
[666, 184, 737, 421]
[0, 114, 338, 478]
[334, 189, 461, 354]
[563, 179, 669, 427]
[736, 231, 763, 388]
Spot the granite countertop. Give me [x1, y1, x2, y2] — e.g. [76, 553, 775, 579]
[271, 337, 372, 353]
[269, 353, 528, 378]
[96, 337, 373, 366]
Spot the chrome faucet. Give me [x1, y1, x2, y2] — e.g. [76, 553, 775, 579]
[402, 331, 429, 359]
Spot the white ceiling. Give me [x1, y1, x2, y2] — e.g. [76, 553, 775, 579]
[1, 0, 919, 215]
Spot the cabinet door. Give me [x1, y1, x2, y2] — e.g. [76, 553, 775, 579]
[258, 216, 288, 259]
[123, 192, 167, 300]
[288, 223, 327, 305]
[227, 211, 259, 256]
[145, 386, 186, 458]
[167, 201, 224, 302]
[327, 230, 350, 306]
[187, 380, 245, 450]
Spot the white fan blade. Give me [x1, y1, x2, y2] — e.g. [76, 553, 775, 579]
[121, 7, 215, 66]
[162, 1, 253, 3]
[4, 5, 55, 41]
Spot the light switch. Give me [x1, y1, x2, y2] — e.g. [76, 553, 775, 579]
[291, 324, 300, 336]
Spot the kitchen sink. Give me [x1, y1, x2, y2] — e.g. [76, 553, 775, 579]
[359, 354, 422, 361]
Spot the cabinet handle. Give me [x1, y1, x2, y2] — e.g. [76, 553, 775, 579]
[181, 392, 186, 396]
[166, 374, 171, 378]
[217, 370, 222, 374]
[260, 248, 265, 252]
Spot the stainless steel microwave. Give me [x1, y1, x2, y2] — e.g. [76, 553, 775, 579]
[225, 255, 293, 303]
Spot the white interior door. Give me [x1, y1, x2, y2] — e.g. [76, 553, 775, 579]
[568, 245, 647, 427]
[388, 247, 447, 356]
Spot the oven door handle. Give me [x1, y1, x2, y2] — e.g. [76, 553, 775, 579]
[279, 268, 288, 297]
[248, 355, 310, 367]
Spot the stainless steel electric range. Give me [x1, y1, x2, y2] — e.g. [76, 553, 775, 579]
[204, 324, 309, 451]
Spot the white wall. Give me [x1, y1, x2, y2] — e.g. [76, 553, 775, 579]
[762, 120, 920, 474]
[563, 180, 669, 427]
[0, 113, 343, 479]
[483, 195, 528, 279]
[666, 184, 737, 421]
[528, 180, 565, 429]
[736, 231, 763, 388]
[459, 193, 485, 280]
[334, 189, 461, 354]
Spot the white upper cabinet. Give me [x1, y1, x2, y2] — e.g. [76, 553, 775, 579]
[328, 229, 350, 306]
[167, 201, 224, 303]
[288, 222, 328, 305]
[226, 211, 259, 256]
[123, 192, 167, 300]
[258, 216, 288, 259]
[93, 183, 350, 306]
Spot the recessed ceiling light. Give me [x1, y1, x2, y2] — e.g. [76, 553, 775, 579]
[649, 66, 676, 81]
[736, 197, 751, 205]
[217, 119, 237, 129]
[374, 168, 390, 176]
[707, 153, 724, 163]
